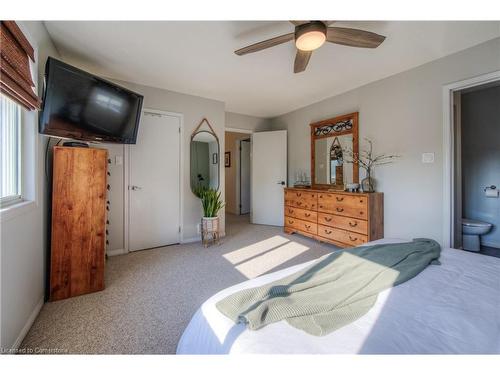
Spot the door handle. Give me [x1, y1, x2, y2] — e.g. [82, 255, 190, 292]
[129, 185, 142, 191]
[277, 181, 286, 185]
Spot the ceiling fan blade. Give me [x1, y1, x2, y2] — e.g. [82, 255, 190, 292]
[326, 27, 385, 48]
[235, 33, 294, 56]
[294, 49, 312, 73]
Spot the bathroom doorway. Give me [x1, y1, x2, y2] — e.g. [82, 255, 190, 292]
[452, 80, 500, 257]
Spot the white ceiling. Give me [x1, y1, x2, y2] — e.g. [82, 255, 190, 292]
[44, 21, 500, 118]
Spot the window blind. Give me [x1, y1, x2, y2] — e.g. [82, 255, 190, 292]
[0, 21, 40, 111]
[0, 94, 21, 202]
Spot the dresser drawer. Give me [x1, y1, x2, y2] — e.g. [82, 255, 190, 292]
[317, 213, 368, 235]
[285, 190, 318, 210]
[285, 216, 318, 235]
[317, 193, 368, 220]
[285, 206, 317, 223]
[318, 225, 368, 247]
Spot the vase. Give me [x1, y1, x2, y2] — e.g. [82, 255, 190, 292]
[201, 216, 220, 247]
[361, 172, 375, 193]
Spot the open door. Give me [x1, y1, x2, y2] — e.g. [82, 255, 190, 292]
[251, 130, 287, 226]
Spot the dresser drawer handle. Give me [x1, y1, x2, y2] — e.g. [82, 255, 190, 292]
[305, 224, 311, 229]
[288, 220, 294, 225]
[288, 209, 294, 214]
[296, 201, 302, 206]
[324, 229, 332, 234]
[336, 207, 344, 212]
[296, 193, 302, 197]
[335, 196, 344, 202]
[359, 211, 364, 215]
[305, 213, 311, 217]
[319, 205, 323, 209]
[319, 195, 323, 198]
[349, 235, 358, 241]
[349, 221, 358, 227]
[325, 217, 332, 222]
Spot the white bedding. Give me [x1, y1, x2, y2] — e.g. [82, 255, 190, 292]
[177, 239, 500, 354]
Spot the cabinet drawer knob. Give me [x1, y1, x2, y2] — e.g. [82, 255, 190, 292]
[305, 213, 311, 217]
[336, 196, 344, 202]
[296, 201, 302, 206]
[349, 235, 358, 241]
[319, 195, 323, 198]
[325, 217, 332, 222]
[296, 193, 302, 197]
[336, 207, 344, 212]
[359, 211, 364, 215]
[324, 229, 332, 234]
[349, 221, 358, 227]
[305, 224, 311, 229]
[288, 209, 294, 214]
[288, 220, 294, 224]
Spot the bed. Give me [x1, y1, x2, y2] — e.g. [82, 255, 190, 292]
[177, 239, 500, 354]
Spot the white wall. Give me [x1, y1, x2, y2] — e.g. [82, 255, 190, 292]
[462, 85, 500, 248]
[270, 37, 500, 244]
[0, 21, 60, 349]
[225, 112, 270, 132]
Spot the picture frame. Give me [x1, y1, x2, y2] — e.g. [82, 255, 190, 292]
[225, 152, 231, 168]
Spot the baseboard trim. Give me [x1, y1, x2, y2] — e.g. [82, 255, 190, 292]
[181, 236, 201, 244]
[107, 248, 127, 257]
[481, 240, 500, 249]
[11, 296, 44, 350]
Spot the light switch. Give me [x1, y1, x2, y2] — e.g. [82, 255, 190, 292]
[422, 153, 435, 163]
[115, 156, 123, 165]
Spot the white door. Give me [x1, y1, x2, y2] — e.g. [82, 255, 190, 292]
[251, 130, 287, 226]
[240, 139, 251, 214]
[129, 111, 180, 251]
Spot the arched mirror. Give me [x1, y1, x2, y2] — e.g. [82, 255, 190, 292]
[190, 118, 220, 193]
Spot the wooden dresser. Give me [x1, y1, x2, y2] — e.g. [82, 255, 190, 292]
[50, 146, 108, 301]
[284, 187, 383, 248]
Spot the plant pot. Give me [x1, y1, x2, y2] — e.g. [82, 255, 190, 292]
[201, 216, 220, 247]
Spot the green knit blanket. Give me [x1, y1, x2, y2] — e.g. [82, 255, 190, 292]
[216, 238, 441, 336]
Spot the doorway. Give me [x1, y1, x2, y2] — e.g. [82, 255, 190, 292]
[224, 130, 252, 225]
[127, 109, 182, 251]
[445, 75, 500, 258]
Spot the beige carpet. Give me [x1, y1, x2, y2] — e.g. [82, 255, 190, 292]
[21, 214, 336, 354]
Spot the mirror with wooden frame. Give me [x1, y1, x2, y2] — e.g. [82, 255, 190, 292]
[310, 112, 359, 189]
[190, 118, 220, 193]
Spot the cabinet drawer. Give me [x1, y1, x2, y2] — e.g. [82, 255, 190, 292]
[285, 206, 317, 223]
[317, 213, 368, 235]
[317, 194, 368, 220]
[285, 216, 318, 235]
[285, 190, 317, 210]
[318, 225, 368, 247]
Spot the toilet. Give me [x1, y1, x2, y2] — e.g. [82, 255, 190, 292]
[462, 218, 493, 252]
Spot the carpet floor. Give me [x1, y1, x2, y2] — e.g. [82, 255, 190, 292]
[20, 214, 336, 354]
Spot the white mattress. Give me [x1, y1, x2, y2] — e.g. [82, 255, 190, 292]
[177, 239, 500, 354]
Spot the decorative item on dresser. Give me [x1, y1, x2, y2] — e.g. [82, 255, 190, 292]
[50, 146, 107, 301]
[284, 188, 383, 247]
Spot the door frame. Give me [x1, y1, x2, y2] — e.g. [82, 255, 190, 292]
[124, 108, 184, 253]
[238, 138, 251, 215]
[442, 70, 500, 248]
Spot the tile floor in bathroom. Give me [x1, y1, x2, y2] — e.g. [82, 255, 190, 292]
[478, 246, 500, 259]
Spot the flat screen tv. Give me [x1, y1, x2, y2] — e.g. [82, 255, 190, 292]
[39, 57, 144, 144]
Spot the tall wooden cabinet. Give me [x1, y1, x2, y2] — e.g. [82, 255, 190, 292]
[50, 146, 107, 301]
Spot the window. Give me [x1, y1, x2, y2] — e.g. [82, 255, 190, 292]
[0, 93, 22, 206]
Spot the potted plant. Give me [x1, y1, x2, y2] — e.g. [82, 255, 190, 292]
[196, 187, 225, 247]
[345, 138, 400, 192]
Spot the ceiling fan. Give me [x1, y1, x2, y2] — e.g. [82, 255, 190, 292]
[235, 21, 386, 73]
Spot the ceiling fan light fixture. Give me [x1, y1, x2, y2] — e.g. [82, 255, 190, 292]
[295, 21, 327, 51]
